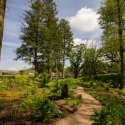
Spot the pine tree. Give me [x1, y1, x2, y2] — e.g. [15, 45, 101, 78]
[14, 0, 45, 76]
[59, 19, 73, 78]
[14, 0, 62, 78]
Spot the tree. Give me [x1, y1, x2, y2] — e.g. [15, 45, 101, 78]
[83, 47, 102, 79]
[0, 0, 6, 58]
[98, 0, 125, 89]
[38, 0, 60, 79]
[14, 0, 63, 78]
[14, 0, 45, 76]
[59, 19, 73, 78]
[69, 44, 86, 79]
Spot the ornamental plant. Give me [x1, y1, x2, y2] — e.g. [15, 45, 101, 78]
[20, 94, 62, 122]
[48, 78, 77, 98]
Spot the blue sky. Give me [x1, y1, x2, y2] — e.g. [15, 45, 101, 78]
[1, 0, 103, 71]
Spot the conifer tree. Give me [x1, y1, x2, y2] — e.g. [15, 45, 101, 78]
[59, 19, 73, 78]
[14, 0, 45, 76]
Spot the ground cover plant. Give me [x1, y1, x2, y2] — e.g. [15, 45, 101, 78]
[0, 74, 82, 125]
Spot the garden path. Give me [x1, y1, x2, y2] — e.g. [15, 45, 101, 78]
[52, 86, 102, 125]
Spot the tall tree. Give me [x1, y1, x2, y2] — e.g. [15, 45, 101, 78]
[14, 0, 61, 78]
[98, 0, 125, 89]
[59, 19, 73, 78]
[0, 0, 6, 58]
[40, 0, 60, 79]
[14, 0, 45, 76]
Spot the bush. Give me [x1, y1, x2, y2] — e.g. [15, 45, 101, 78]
[91, 97, 125, 125]
[2, 72, 12, 75]
[36, 72, 50, 88]
[20, 94, 62, 122]
[94, 73, 120, 88]
[48, 78, 77, 98]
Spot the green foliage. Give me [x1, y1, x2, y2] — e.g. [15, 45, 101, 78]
[22, 87, 37, 98]
[91, 108, 109, 125]
[0, 78, 10, 90]
[48, 78, 77, 96]
[59, 18, 73, 78]
[64, 98, 70, 105]
[68, 90, 74, 97]
[95, 73, 120, 82]
[14, 74, 36, 87]
[2, 72, 12, 75]
[36, 72, 50, 87]
[19, 70, 26, 75]
[72, 99, 80, 107]
[83, 47, 103, 78]
[98, 0, 125, 89]
[20, 94, 62, 122]
[91, 97, 125, 125]
[69, 44, 86, 79]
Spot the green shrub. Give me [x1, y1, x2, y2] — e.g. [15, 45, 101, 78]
[50, 78, 77, 98]
[20, 94, 62, 122]
[37, 72, 50, 88]
[91, 97, 125, 125]
[68, 90, 74, 97]
[94, 73, 120, 88]
[72, 99, 80, 107]
[64, 98, 69, 105]
[91, 107, 109, 125]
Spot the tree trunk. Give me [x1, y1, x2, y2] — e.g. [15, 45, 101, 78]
[116, 0, 124, 89]
[74, 69, 78, 79]
[62, 54, 65, 78]
[0, 0, 6, 59]
[55, 58, 59, 79]
[34, 48, 37, 77]
[61, 84, 68, 98]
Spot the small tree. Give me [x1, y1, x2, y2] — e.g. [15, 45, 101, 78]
[69, 44, 86, 79]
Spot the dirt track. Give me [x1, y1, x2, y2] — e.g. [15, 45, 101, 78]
[52, 86, 102, 125]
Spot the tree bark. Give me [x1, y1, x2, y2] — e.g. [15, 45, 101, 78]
[0, 0, 6, 59]
[116, 0, 124, 89]
[61, 84, 68, 98]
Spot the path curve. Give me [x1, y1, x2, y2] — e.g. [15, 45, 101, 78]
[53, 86, 102, 125]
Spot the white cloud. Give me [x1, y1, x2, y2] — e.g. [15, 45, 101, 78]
[67, 7, 99, 32]
[74, 38, 101, 48]
[3, 42, 20, 47]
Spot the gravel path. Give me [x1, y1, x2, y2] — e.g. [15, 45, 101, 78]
[53, 86, 102, 125]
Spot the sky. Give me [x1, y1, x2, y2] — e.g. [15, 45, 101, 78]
[1, 0, 103, 71]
